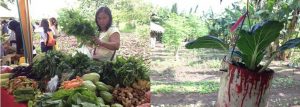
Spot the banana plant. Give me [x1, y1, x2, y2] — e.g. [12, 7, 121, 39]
[186, 21, 300, 73]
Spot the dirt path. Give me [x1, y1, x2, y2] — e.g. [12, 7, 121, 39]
[151, 75, 300, 107]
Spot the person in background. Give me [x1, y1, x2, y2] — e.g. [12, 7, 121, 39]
[49, 17, 59, 50]
[91, 6, 120, 61]
[1, 20, 9, 35]
[35, 19, 54, 52]
[49, 17, 59, 38]
[7, 20, 24, 54]
[6, 20, 37, 57]
[33, 21, 40, 32]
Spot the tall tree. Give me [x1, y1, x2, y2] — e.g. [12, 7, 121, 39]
[194, 5, 199, 13]
[189, 7, 193, 14]
[171, 3, 178, 14]
[162, 13, 187, 61]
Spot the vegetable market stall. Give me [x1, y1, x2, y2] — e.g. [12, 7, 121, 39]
[1, 51, 151, 107]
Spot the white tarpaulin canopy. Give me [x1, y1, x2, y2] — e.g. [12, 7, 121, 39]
[0, 7, 15, 18]
[0, 7, 18, 18]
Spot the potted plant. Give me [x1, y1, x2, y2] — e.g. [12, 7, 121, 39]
[185, 21, 300, 107]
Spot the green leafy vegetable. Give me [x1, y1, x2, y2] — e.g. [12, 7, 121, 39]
[101, 56, 150, 87]
[186, 19, 300, 73]
[278, 38, 300, 52]
[52, 88, 100, 106]
[32, 51, 69, 81]
[236, 21, 284, 70]
[58, 9, 97, 45]
[36, 93, 64, 107]
[52, 89, 74, 100]
[185, 35, 229, 51]
[65, 52, 101, 80]
[33, 51, 103, 82]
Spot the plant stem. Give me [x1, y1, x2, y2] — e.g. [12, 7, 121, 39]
[258, 52, 277, 73]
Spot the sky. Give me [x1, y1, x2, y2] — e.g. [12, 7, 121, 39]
[150, 0, 239, 16]
[29, 0, 78, 19]
[2, 0, 240, 20]
[1, 0, 78, 20]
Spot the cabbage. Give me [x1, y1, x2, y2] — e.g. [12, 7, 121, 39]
[99, 91, 113, 103]
[82, 81, 96, 92]
[82, 73, 100, 83]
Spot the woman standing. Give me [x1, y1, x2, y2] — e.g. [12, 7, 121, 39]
[7, 20, 23, 54]
[7, 20, 37, 57]
[92, 6, 120, 61]
[49, 17, 59, 50]
[49, 17, 59, 37]
[35, 19, 54, 52]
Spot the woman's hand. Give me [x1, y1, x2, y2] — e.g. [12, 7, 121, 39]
[92, 36, 101, 46]
[91, 32, 120, 50]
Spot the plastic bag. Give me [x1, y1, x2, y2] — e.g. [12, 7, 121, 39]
[73, 45, 92, 59]
[47, 75, 59, 92]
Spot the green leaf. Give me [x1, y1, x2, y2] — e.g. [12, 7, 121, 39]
[80, 102, 98, 107]
[237, 21, 284, 70]
[266, 0, 276, 11]
[0, 2, 10, 10]
[185, 35, 229, 51]
[278, 38, 300, 52]
[52, 89, 74, 100]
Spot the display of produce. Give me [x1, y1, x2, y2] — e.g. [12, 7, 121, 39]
[10, 65, 37, 79]
[113, 86, 150, 107]
[32, 51, 68, 81]
[0, 73, 12, 88]
[60, 76, 83, 90]
[5, 76, 39, 103]
[34, 93, 63, 107]
[52, 88, 100, 106]
[101, 56, 150, 87]
[13, 87, 38, 102]
[82, 72, 100, 83]
[1, 73, 12, 79]
[7, 76, 38, 93]
[33, 51, 103, 82]
[82, 80, 96, 91]
[1, 50, 150, 107]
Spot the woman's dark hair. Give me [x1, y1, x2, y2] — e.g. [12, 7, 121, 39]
[8, 20, 24, 54]
[35, 21, 39, 26]
[95, 6, 112, 32]
[8, 20, 20, 32]
[49, 17, 58, 29]
[1, 20, 7, 24]
[40, 19, 51, 33]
